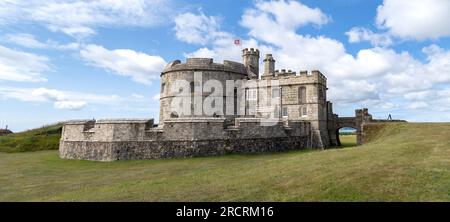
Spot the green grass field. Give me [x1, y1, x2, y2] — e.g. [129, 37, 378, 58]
[0, 123, 63, 153]
[0, 122, 449, 201]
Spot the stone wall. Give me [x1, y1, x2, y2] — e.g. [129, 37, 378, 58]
[159, 58, 248, 125]
[60, 118, 311, 161]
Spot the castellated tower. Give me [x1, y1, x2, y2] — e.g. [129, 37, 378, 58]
[242, 48, 260, 79]
[262, 54, 275, 78]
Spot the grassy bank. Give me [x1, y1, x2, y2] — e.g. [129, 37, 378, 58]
[0, 122, 449, 201]
[0, 123, 63, 153]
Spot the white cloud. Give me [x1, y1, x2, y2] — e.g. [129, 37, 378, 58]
[406, 101, 428, 110]
[241, 0, 329, 44]
[245, 0, 330, 31]
[345, 27, 392, 47]
[0, 87, 86, 110]
[1, 33, 47, 48]
[54, 101, 86, 110]
[79, 44, 166, 85]
[0, 86, 128, 110]
[174, 12, 226, 45]
[0, 0, 172, 38]
[376, 0, 450, 40]
[330, 80, 379, 103]
[0, 44, 50, 82]
[1, 33, 80, 50]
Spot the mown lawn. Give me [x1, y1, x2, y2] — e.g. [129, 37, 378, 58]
[0, 122, 449, 201]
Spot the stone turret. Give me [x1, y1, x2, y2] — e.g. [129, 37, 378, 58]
[263, 54, 275, 78]
[242, 48, 260, 79]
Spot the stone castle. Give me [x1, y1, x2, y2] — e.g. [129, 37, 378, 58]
[59, 48, 388, 161]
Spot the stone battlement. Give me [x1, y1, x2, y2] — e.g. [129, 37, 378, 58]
[242, 48, 260, 56]
[162, 58, 247, 75]
[262, 69, 327, 85]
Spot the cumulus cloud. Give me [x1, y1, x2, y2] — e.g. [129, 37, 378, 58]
[79, 44, 166, 85]
[0, 87, 85, 110]
[0, 0, 172, 38]
[0, 33, 80, 50]
[1, 33, 47, 49]
[0, 44, 50, 82]
[54, 101, 86, 110]
[0, 86, 130, 110]
[376, 0, 450, 40]
[345, 27, 392, 47]
[243, 0, 330, 32]
[174, 12, 225, 45]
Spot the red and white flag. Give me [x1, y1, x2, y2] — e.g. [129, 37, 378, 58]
[234, 39, 241, 46]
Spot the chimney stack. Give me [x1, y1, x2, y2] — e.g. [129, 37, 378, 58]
[263, 54, 275, 78]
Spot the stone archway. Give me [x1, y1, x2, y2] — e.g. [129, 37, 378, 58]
[335, 126, 357, 147]
[335, 118, 359, 146]
[335, 108, 373, 146]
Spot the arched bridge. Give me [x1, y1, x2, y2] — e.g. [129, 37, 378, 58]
[334, 108, 405, 146]
[336, 117, 357, 129]
[334, 108, 372, 146]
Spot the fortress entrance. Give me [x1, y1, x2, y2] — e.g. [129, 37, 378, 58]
[336, 117, 360, 146]
[334, 108, 405, 147]
[334, 109, 373, 146]
[337, 127, 357, 147]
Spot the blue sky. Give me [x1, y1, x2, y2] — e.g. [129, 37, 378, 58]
[1, 0, 450, 131]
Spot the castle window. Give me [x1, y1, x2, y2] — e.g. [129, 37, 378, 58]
[274, 105, 280, 118]
[272, 88, 280, 98]
[234, 87, 238, 115]
[298, 86, 306, 103]
[190, 82, 195, 93]
[246, 88, 257, 101]
[282, 107, 288, 117]
[302, 106, 308, 117]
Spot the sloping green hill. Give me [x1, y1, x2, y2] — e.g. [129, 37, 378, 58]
[0, 122, 449, 201]
[0, 123, 63, 153]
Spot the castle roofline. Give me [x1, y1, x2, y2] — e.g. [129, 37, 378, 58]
[162, 58, 247, 75]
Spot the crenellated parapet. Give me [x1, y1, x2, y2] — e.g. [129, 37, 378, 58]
[162, 58, 248, 75]
[262, 69, 327, 86]
[242, 48, 260, 56]
[275, 69, 296, 76]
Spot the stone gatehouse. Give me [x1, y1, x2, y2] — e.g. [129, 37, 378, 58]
[59, 48, 389, 161]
